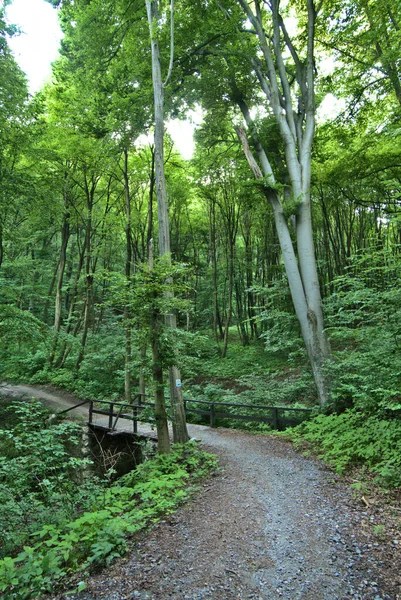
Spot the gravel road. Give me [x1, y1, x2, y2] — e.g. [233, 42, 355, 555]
[1, 383, 399, 599]
[60, 429, 397, 600]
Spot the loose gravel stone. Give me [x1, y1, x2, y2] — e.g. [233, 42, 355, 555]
[44, 426, 400, 600]
[3, 385, 398, 600]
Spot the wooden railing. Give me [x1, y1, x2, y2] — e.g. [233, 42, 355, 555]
[88, 394, 154, 433]
[183, 398, 312, 430]
[87, 394, 312, 433]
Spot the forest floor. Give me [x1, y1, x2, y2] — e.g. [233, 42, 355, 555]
[1, 383, 400, 600]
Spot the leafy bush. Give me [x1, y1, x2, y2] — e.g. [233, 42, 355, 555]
[288, 410, 401, 487]
[198, 341, 269, 379]
[0, 442, 217, 600]
[323, 247, 401, 414]
[0, 398, 100, 559]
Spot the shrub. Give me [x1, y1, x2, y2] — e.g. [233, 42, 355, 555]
[288, 410, 401, 487]
[0, 442, 217, 600]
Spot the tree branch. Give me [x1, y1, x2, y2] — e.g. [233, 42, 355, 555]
[163, 0, 174, 87]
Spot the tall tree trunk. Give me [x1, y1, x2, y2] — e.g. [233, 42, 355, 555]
[232, 0, 331, 407]
[49, 206, 70, 366]
[146, 0, 189, 444]
[243, 214, 258, 338]
[237, 127, 330, 407]
[148, 241, 170, 454]
[209, 198, 223, 341]
[123, 148, 132, 405]
[55, 242, 86, 368]
[75, 174, 95, 376]
[221, 246, 234, 358]
[43, 258, 60, 325]
[150, 306, 171, 454]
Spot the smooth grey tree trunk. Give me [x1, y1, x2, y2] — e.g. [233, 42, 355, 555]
[146, 0, 189, 444]
[232, 0, 331, 408]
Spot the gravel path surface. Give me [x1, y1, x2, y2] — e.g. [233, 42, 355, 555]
[1, 383, 399, 599]
[58, 428, 397, 600]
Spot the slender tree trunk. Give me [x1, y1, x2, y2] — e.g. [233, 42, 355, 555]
[243, 218, 258, 339]
[49, 206, 70, 366]
[123, 148, 132, 405]
[148, 240, 170, 454]
[146, 0, 189, 444]
[209, 199, 223, 341]
[221, 247, 234, 358]
[43, 258, 60, 324]
[139, 344, 147, 397]
[75, 175, 95, 376]
[150, 308, 171, 454]
[55, 242, 85, 368]
[54, 210, 70, 332]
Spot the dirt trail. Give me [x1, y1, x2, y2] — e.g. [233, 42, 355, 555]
[1, 383, 399, 599]
[0, 382, 157, 436]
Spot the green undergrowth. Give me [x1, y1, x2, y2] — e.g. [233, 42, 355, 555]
[286, 409, 401, 488]
[0, 430, 217, 600]
[0, 398, 99, 559]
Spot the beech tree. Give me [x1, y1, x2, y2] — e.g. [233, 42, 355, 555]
[222, 0, 331, 406]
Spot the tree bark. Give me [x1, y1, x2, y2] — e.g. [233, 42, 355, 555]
[150, 305, 171, 454]
[75, 171, 95, 376]
[146, 0, 189, 443]
[123, 148, 132, 405]
[236, 124, 330, 407]
[49, 194, 70, 366]
[231, 0, 331, 407]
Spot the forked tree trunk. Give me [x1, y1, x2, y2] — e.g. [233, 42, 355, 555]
[236, 127, 330, 407]
[233, 0, 331, 407]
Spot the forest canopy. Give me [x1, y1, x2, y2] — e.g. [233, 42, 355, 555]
[0, 0, 400, 433]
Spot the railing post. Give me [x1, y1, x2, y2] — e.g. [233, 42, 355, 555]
[272, 406, 279, 430]
[108, 403, 114, 429]
[133, 394, 138, 434]
[210, 403, 216, 428]
[89, 400, 93, 425]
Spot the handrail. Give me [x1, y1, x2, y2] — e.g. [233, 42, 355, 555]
[87, 392, 312, 432]
[182, 397, 312, 412]
[56, 399, 91, 415]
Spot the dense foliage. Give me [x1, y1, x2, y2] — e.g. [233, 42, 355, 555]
[0, 397, 217, 599]
[0, 6, 400, 592]
[288, 410, 401, 488]
[0, 398, 99, 559]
